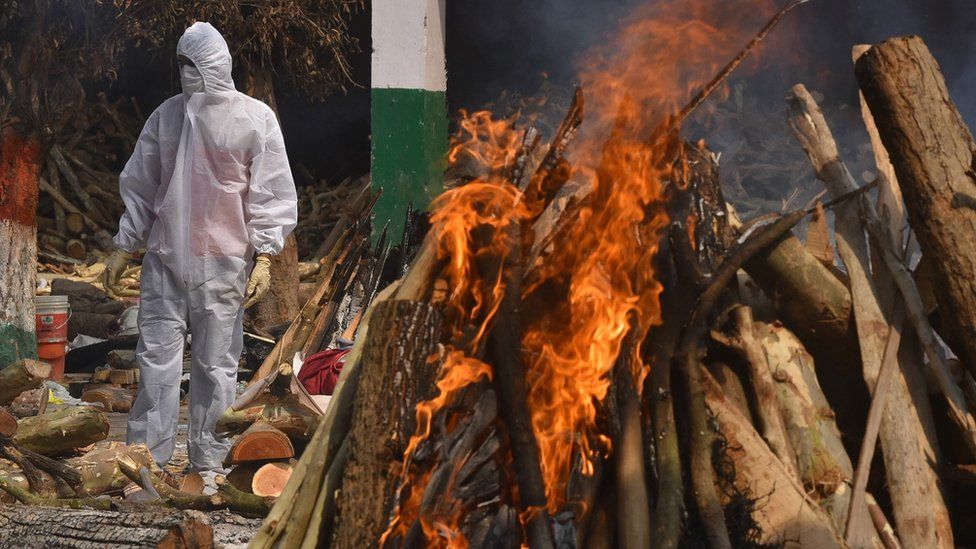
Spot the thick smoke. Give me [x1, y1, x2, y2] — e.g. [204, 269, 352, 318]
[446, 0, 976, 215]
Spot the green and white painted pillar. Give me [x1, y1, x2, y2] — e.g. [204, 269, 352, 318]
[371, 0, 447, 242]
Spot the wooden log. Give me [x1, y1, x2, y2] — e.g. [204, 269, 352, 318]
[715, 306, 799, 481]
[250, 281, 399, 549]
[68, 311, 117, 340]
[252, 233, 301, 332]
[117, 458, 273, 518]
[65, 211, 85, 236]
[485, 227, 556, 549]
[225, 422, 295, 465]
[675, 208, 808, 549]
[65, 239, 86, 260]
[0, 409, 17, 437]
[252, 461, 293, 497]
[0, 505, 214, 547]
[226, 462, 260, 493]
[81, 385, 135, 413]
[216, 394, 319, 441]
[702, 371, 842, 547]
[108, 368, 138, 386]
[332, 299, 443, 548]
[0, 360, 50, 405]
[856, 36, 976, 376]
[13, 406, 109, 456]
[179, 471, 204, 496]
[106, 349, 136, 370]
[704, 362, 751, 422]
[67, 442, 156, 496]
[789, 82, 954, 547]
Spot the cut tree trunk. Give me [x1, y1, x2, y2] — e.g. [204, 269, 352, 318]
[788, 82, 953, 548]
[718, 306, 799, 481]
[0, 506, 213, 548]
[0, 127, 40, 368]
[252, 461, 293, 497]
[225, 422, 295, 465]
[0, 409, 16, 437]
[856, 37, 976, 378]
[0, 359, 50, 405]
[332, 299, 443, 548]
[13, 406, 109, 456]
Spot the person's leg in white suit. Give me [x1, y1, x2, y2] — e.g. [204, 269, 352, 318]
[127, 252, 187, 465]
[186, 258, 245, 471]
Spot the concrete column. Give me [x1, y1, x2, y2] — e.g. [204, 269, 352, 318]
[371, 0, 447, 242]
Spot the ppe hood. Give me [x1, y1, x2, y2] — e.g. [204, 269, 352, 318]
[177, 22, 235, 94]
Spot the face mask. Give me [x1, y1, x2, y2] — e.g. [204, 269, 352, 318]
[181, 65, 205, 95]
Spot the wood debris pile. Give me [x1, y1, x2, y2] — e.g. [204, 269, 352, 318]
[248, 33, 976, 549]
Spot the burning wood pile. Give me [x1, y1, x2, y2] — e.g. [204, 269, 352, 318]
[250, 10, 976, 549]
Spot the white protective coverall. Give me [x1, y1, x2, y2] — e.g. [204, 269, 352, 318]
[115, 22, 298, 471]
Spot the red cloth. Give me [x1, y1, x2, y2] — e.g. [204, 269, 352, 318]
[298, 348, 350, 396]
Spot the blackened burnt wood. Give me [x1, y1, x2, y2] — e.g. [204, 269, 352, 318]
[856, 36, 976, 378]
[485, 227, 556, 549]
[332, 299, 443, 549]
[523, 87, 583, 212]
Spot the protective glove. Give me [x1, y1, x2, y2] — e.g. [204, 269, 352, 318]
[102, 249, 132, 299]
[244, 254, 273, 309]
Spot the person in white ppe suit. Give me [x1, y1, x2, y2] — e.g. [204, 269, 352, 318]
[102, 22, 298, 475]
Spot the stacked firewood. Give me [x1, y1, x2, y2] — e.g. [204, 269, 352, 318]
[249, 34, 976, 549]
[34, 93, 142, 268]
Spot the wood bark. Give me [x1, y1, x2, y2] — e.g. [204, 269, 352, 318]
[13, 406, 109, 456]
[788, 82, 953, 548]
[702, 371, 843, 548]
[0, 506, 213, 548]
[717, 306, 799, 481]
[216, 394, 320, 441]
[332, 299, 443, 548]
[67, 442, 156, 497]
[856, 36, 976, 377]
[0, 360, 50, 404]
[225, 422, 295, 465]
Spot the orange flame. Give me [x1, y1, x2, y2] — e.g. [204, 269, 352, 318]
[385, 0, 794, 542]
[382, 113, 530, 548]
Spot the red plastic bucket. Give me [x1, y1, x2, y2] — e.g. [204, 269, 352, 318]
[35, 295, 69, 380]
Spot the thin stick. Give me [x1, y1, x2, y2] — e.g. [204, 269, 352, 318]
[845, 300, 905, 543]
[670, 0, 811, 129]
